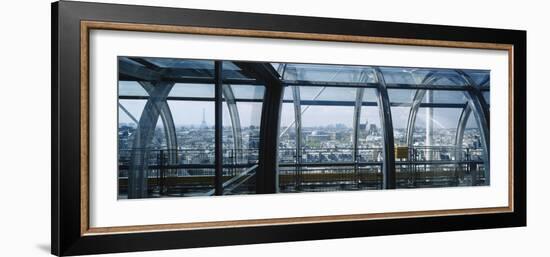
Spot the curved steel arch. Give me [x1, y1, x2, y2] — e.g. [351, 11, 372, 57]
[373, 68, 396, 189]
[404, 71, 473, 148]
[351, 70, 371, 162]
[404, 71, 464, 148]
[352, 88, 365, 162]
[128, 81, 175, 199]
[456, 70, 491, 185]
[139, 82, 179, 165]
[291, 86, 302, 162]
[455, 104, 472, 148]
[400, 70, 490, 185]
[222, 85, 243, 164]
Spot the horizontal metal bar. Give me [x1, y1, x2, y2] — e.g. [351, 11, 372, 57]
[279, 162, 383, 167]
[119, 95, 264, 103]
[118, 163, 254, 170]
[395, 160, 484, 165]
[385, 83, 473, 91]
[119, 77, 262, 85]
[280, 100, 467, 108]
[282, 80, 380, 88]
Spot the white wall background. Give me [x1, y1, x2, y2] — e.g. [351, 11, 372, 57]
[0, 0, 547, 256]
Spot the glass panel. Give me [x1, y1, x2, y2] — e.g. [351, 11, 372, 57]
[380, 67, 470, 86]
[388, 89, 416, 104]
[282, 64, 376, 84]
[357, 88, 384, 189]
[389, 87, 488, 188]
[457, 112, 486, 185]
[222, 84, 264, 195]
[279, 86, 384, 192]
[229, 85, 265, 100]
[279, 86, 297, 164]
[143, 57, 215, 79]
[282, 86, 293, 101]
[421, 90, 468, 104]
[390, 106, 411, 146]
[165, 100, 215, 196]
[143, 57, 213, 70]
[222, 61, 257, 80]
[379, 67, 431, 84]
[299, 86, 357, 101]
[464, 70, 490, 86]
[482, 91, 490, 105]
[301, 105, 354, 161]
[118, 56, 492, 198]
[412, 108, 461, 147]
[168, 83, 214, 98]
[117, 57, 217, 199]
[118, 81, 148, 96]
[389, 89, 468, 105]
[118, 99, 146, 124]
[362, 88, 379, 102]
[430, 73, 468, 86]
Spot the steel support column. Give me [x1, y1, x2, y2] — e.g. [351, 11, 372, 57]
[455, 105, 472, 149]
[128, 81, 175, 199]
[235, 62, 284, 194]
[214, 61, 223, 195]
[291, 85, 303, 189]
[139, 82, 179, 166]
[457, 71, 490, 185]
[353, 88, 365, 162]
[222, 85, 243, 164]
[405, 89, 427, 148]
[374, 68, 396, 189]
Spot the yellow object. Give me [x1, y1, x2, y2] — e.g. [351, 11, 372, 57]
[395, 146, 408, 159]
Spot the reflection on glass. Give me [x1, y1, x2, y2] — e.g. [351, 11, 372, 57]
[222, 84, 265, 195]
[278, 86, 385, 192]
[389, 87, 487, 188]
[282, 64, 376, 84]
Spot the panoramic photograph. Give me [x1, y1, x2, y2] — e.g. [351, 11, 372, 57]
[117, 57, 490, 199]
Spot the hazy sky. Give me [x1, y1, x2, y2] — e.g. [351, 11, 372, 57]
[118, 82, 485, 129]
[119, 97, 480, 130]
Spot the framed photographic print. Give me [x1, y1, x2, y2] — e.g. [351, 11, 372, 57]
[51, 1, 526, 256]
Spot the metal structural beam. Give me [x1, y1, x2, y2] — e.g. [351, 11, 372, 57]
[352, 88, 365, 162]
[222, 85, 243, 164]
[457, 71, 490, 185]
[139, 82, 179, 166]
[235, 62, 283, 194]
[282, 79, 473, 91]
[401, 69, 491, 186]
[214, 61, 223, 195]
[405, 89, 427, 148]
[352, 69, 371, 164]
[291, 85, 302, 189]
[127, 81, 175, 199]
[119, 58, 162, 82]
[120, 95, 467, 109]
[374, 68, 396, 189]
[455, 104, 472, 150]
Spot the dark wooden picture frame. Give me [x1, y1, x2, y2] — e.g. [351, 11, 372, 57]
[52, 1, 526, 256]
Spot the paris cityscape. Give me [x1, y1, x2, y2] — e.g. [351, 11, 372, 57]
[117, 57, 489, 198]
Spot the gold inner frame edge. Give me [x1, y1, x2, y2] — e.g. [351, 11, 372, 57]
[80, 20, 515, 236]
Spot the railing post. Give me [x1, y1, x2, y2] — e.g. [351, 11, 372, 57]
[159, 150, 165, 196]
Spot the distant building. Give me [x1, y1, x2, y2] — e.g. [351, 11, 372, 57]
[368, 124, 378, 135]
[199, 108, 208, 129]
[307, 130, 330, 143]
